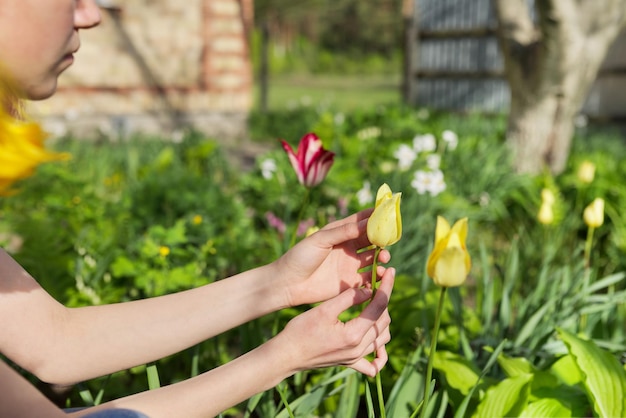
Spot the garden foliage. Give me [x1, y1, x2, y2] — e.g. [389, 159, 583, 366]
[1, 105, 625, 417]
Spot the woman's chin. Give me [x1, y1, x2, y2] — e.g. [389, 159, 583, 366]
[24, 80, 58, 101]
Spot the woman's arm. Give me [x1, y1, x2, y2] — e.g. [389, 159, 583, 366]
[0, 250, 286, 384]
[0, 210, 389, 384]
[0, 361, 67, 418]
[71, 268, 395, 418]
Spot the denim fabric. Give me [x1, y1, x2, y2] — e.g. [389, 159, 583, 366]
[64, 408, 149, 417]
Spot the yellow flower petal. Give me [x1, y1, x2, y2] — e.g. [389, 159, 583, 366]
[577, 161, 596, 184]
[537, 202, 554, 225]
[0, 72, 69, 196]
[375, 183, 393, 207]
[367, 184, 402, 248]
[583, 198, 604, 228]
[433, 246, 469, 287]
[427, 217, 471, 287]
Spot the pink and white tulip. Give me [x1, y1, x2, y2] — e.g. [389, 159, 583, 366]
[280, 133, 335, 188]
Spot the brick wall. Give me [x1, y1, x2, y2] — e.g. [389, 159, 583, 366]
[30, 0, 254, 140]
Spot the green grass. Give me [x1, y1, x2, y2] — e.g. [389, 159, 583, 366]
[253, 73, 402, 111]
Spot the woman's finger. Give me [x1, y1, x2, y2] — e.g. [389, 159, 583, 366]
[349, 268, 395, 335]
[321, 209, 373, 231]
[319, 286, 373, 319]
[348, 344, 389, 377]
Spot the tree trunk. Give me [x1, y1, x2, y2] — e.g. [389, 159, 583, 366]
[494, 0, 626, 174]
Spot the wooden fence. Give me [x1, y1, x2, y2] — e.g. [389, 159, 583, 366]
[402, 0, 626, 121]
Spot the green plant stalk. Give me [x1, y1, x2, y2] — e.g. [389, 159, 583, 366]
[289, 188, 311, 248]
[146, 363, 161, 390]
[419, 286, 447, 418]
[370, 246, 386, 418]
[277, 382, 295, 418]
[583, 226, 595, 269]
[580, 226, 595, 331]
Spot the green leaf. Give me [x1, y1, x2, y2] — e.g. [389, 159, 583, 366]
[386, 346, 424, 418]
[497, 354, 534, 378]
[335, 372, 361, 418]
[519, 398, 572, 417]
[433, 350, 480, 395]
[585, 272, 625, 294]
[558, 328, 626, 418]
[514, 301, 552, 347]
[365, 380, 375, 418]
[549, 355, 582, 386]
[243, 392, 265, 418]
[472, 374, 532, 418]
[454, 341, 507, 418]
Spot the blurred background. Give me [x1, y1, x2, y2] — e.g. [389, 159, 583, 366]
[6, 1, 626, 415]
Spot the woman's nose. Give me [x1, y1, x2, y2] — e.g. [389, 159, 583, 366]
[75, 0, 102, 30]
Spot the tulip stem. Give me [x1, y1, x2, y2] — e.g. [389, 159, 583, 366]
[371, 247, 381, 295]
[420, 286, 446, 418]
[289, 188, 311, 248]
[583, 226, 595, 270]
[370, 246, 386, 418]
[580, 226, 595, 331]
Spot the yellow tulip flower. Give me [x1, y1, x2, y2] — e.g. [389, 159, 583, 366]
[0, 75, 68, 196]
[537, 202, 554, 225]
[366, 183, 402, 248]
[427, 216, 471, 287]
[577, 161, 596, 184]
[537, 188, 555, 225]
[541, 188, 555, 205]
[583, 198, 604, 228]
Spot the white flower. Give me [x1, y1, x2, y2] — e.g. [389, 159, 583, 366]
[411, 169, 446, 197]
[357, 126, 381, 140]
[426, 154, 441, 170]
[260, 158, 277, 180]
[411, 170, 431, 195]
[413, 134, 437, 153]
[442, 130, 458, 150]
[356, 181, 373, 205]
[394, 143, 417, 171]
[428, 169, 446, 196]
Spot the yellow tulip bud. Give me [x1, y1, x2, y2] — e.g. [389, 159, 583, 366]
[577, 161, 596, 184]
[366, 183, 402, 248]
[583, 198, 604, 228]
[427, 217, 471, 287]
[537, 202, 554, 225]
[541, 188, 555, 205]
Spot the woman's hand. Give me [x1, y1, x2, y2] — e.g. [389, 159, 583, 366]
[275, 209, 391, 307]
[276, 265, 394, 377]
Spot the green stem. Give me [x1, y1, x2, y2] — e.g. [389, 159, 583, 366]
[370, 246, 385, 418]
[289, 188, 311, 248]
[583, 226, 595, 269]
[146, 362, 161, 390]
[419, 286, 447, 418]
[371, 247, 382, 295]
[376, 372, 386, 418]
[580, 226, 595, 331]
[277, 382, 295, 418]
